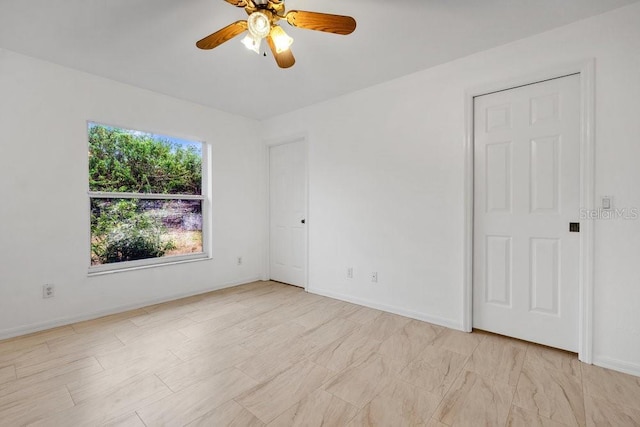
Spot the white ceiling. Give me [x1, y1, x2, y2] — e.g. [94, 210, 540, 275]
[0, 0, 637, 120]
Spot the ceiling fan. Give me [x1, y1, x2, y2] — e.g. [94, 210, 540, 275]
[196, 0, 356, 69]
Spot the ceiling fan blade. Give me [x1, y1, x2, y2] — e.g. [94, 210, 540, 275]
[223, 0, 248, 7]
[196, 20, 248, 50]
[267, 35, 295, 69]
[285, 10, 356, 35]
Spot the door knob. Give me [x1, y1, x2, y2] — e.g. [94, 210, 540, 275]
[301, 219, 306, 224]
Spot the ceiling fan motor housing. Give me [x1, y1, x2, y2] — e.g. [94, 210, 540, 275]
[247, 11, 271, 38]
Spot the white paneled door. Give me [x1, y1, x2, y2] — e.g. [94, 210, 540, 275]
[473, 74, 581, 352]
[269, 141, 307, 288]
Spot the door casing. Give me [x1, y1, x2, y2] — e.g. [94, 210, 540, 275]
[462, 60, 595, 363]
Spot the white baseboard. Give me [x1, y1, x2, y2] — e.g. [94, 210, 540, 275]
[307, 286, 462, 331]
[0, 276, 262, 341]
[592, 355, 640, 378]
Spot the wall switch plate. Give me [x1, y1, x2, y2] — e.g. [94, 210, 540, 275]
[371, 272, 378, 283]
[43, 284, 55, 299]
[237, 256, 243, 265]
[347, 267, 353, 279]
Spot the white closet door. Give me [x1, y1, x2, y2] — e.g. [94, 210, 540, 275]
[269, 141, 307, 287]
[473, 74, 581, 351]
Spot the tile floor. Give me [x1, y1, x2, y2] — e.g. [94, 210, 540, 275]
[0, 281, 639, 426]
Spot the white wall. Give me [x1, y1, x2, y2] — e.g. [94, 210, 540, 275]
[0, 49, 263, 338]
[261, 3, 640, 375]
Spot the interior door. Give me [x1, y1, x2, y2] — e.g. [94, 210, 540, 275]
[269, 141, 307, 287]
[473, 74, 581, 351]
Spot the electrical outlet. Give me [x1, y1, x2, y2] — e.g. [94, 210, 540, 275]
[371, 272, 378, 283]
[347, 267, 353, 279]
[43, 284, 55, 299]
[237, 256, 243, 266]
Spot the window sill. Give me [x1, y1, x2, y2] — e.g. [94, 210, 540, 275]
[88, 253, 211, 277]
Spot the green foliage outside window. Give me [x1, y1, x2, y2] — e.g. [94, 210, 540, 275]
[88, 124, 201, 194]
[90, 199, 177, 264]
[88, 124, 203, 265]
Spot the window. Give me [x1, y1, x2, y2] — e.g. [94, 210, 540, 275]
[88, 122, 207, 272]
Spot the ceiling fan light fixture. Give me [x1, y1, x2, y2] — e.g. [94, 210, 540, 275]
[247, 11, 271, 39]
[271, 26, 293, 53]
[241, 34, 261, 54]
[196, 2, 356, 69]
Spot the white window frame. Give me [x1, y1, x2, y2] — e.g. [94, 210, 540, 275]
[87, 122, 210, 275]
